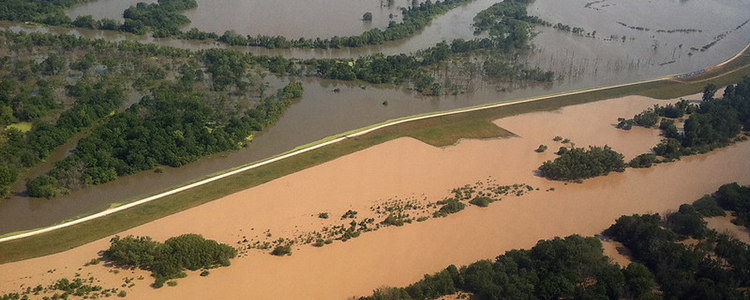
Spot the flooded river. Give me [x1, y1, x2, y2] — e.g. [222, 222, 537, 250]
[0, 0, 749, 234]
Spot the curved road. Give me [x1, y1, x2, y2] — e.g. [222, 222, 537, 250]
[2, 42, 748, 244]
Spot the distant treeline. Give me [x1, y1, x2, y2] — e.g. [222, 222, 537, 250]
[0, 0, 473, 49]
[359, 183, 750, 300]
[218, 0, 474, 49]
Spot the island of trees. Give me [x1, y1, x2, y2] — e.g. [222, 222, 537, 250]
[104, 234, 237, 288]
[538, 145, 625, 181]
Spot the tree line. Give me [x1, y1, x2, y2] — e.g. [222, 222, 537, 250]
[0, 0, 472, 50]
[359, 183, 750, 300]
[219, 0, 473, 49]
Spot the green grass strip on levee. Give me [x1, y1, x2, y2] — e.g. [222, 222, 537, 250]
[2, 54, 750, 265]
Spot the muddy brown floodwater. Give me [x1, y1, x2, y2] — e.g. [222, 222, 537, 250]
[1, 93, 749, 300]
[0, 0, 748, 234]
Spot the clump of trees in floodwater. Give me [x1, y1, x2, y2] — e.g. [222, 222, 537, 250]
[540, 78, 750, 182]
[358, 183, 750, 300]
[539, 145, 625, 181]
[104, 234, 237, 288]
[619, 79, 750, 162]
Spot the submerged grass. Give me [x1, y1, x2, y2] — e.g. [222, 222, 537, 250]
[2, 48, 750, 264]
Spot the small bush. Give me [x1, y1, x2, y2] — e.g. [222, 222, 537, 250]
[341, 210, 358, 219]
[117, 290, 127, 297]
[166, 281, 178, 287]
[84, 258, 99, 266]
[318, 212, 329, 219]
[382, 214, 406, 226]
[535, 145, 548, 153]
[313, 239, 325, 247]
[553, 136, 563, 141]
[628, 153, 656, 168]
[469, 196, 493, 207]
[271, 244, 292, 256]
[433, 198, 466, 217]
[616, 118, 634, 130]
[199, 270, 210, 277]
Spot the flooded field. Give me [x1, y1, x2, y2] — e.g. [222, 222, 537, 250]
[0, 0, 748, 234]
[2, 93, 749, 299]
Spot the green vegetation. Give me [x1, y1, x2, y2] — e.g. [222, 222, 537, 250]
[359, 235, 657, 300]
[539, 145, 625, 181]
[0, 0, 197, 38]
[362, 12, 373, 21]
[121, 0, 198, 37]
[27, 81, 302, 196]
[468, 196, 493, 207]
[0, 275, 124, 300]
[534, 144, 547, 152]
[432, 198, 465, 217]
[625, 77, 750, 161]
[0, 0, 82, 23]
[104, 234, 236, 288]
[270, 243, 292, 256]
[713, 183, 750, 228]
[628, 153, 656, 168]
[604, 210, 750, 299]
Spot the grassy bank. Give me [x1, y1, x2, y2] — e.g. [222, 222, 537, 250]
[2, 50, 750, 264]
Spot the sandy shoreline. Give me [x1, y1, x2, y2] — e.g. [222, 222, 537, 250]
[2, 93, 749, 300]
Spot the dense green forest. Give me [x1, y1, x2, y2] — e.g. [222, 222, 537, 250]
[0, 0, 82, 23]
[104, 234, 237, 287]
[713, 183, 750, 229]
[359, 183, 750, 300]
[120, 0, 198, 37]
